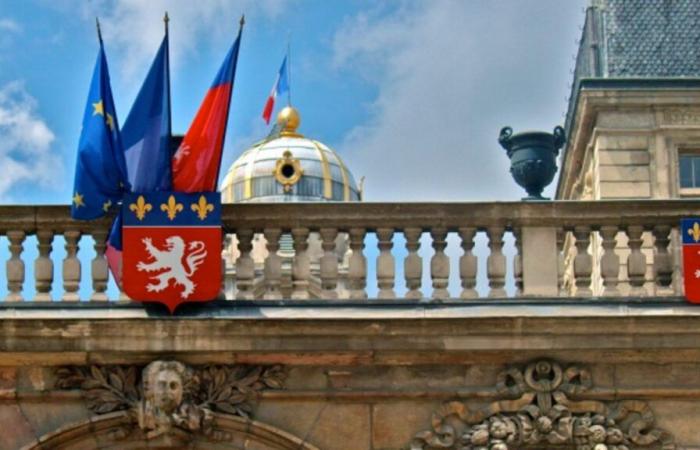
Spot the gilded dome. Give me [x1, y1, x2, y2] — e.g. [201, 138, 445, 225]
[221, 107, 361, 203]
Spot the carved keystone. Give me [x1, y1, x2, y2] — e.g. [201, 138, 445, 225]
[56, 360, 286, 441]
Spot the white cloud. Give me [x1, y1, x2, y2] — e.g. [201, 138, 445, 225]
[0, 18, 21, 33]
[87, 0, 291, 80]
[333, 1, 586, 201]
[0, 82, 59, 198]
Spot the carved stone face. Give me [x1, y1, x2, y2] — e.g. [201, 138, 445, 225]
[153, 369, 183, 413]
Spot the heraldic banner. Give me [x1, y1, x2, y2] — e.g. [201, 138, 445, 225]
[122, 191, 222, 312]
[682, 218, 700, 304]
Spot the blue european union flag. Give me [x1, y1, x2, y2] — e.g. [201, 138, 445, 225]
[71, 43, 130, 220]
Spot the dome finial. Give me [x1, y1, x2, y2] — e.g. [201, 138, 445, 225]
[277, 106, 301, 136]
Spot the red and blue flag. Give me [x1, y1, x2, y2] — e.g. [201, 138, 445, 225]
[122, 191, 221, 313]
[682, 218, 700, 303]
[172, 23, 243, 192]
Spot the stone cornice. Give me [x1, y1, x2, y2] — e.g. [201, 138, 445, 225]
[1, 200, 699, 232]
[2, 301, 700, 366]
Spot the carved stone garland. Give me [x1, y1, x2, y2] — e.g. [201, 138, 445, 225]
[56, 360, 286, 441]
[409, 360, 675, 450]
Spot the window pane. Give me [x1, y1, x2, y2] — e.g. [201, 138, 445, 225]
[694, 157, 700, 188]
[680, 155, 693, 188]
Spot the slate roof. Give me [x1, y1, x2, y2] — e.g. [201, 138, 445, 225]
[604, 0, 700, 77]
[565, 0, 700, 132]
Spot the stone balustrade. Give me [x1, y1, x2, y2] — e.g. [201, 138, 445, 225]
[0, 200, 697, 302]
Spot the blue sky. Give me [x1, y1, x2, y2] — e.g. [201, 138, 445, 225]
[0, 0, 588, 300]
[0, 0, 587, 204]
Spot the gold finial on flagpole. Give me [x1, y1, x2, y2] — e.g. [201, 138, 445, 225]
[164, 11, 169, 34]
[95, 17, 103, 44]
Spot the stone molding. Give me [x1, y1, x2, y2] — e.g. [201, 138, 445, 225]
[55, 360, 286, 441]
[409, 360, 675, 450]
[662, 108, 700, 126]
[1, 200, 699, 231]
[23, 411, 319, 450]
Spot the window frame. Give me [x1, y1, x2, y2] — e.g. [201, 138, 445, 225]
[677, 148, 700, 197]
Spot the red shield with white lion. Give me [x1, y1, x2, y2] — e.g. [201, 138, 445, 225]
[122, 191, 221, 312]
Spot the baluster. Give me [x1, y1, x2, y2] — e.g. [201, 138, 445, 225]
[513, 228, 523, 296]
[34, 229, 54, 301]
[62, 230, 81, 301]
[557, 230, 566, 296]
[487, 227, 506, 297]
[348, 228, 367, 299]
[653, 225, 673, 291]
[430, 228, 449, 299]
[90, 228, 109, 301]
[573, 226, 592, 296]
[600, 226, 620, 296]
[404, 228, 422, 299]
[235, 229, 255, 300]
[291, 228, 310, 299]
[320, 228, 339, 299]
[5, 231, 26, 301]
[626, 225, 646, 296]
[263, 228, 282, 299]
[376, 228, 395, 299]
[458, 227, 477, 299]
[218, 234, 230, 300]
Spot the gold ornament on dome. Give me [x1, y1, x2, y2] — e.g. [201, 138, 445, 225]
[277, 106, 302, 137]
[273, 150, 304, 192]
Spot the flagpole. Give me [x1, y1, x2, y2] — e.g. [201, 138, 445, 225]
[164, 12, 173, 153]
[95, 17, 103, 46]
[287, 33, 292, 106]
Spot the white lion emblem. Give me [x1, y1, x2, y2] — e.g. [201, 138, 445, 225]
[137, 236, 208, 299]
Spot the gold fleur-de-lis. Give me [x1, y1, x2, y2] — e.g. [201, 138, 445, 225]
[129, 195, 152, 221]
[160, 195, 183, 220]
[191, 195, 215, 220]
[688, 222, 700, 242]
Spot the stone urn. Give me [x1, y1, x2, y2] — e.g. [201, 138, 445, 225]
[498, 126, 566, 200]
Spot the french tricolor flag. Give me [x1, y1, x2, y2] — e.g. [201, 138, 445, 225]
[262, 56, 289, 124]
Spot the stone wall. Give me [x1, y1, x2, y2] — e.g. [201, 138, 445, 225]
[1, 303, 700, 449]
[2, 360, 700, 449]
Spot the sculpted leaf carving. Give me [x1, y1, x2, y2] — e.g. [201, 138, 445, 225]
[56, 365, 139, 414]
[56, 360, 286, 440]
[409, 360, 675, 450]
